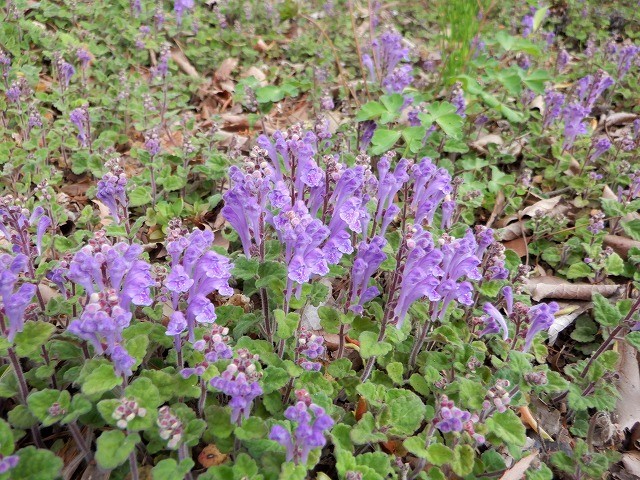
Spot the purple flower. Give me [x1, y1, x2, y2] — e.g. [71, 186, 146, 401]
[70, 106, 89, 147]
[524, 302, 559, 351]
[435, 395, 483, 443]
[174, 0, 195, 26]
[365, 30, 413, 93]
[96, 170, 128, 222]
[164, 227, 234, 342]
[617, 44, 639, 80]
[542, 88, 565, 129]
[0, 254, 36, 342]
[393, 227, 444, 327]
[562, 102, 590, 151]
[59, 61, 75, 87]
[166, 311, 187, 336]
[210, 349, 262, 425]
[269, 390, 334, 464]
[479, 303, 509, 340]
[589, 137, 611, 162]
[76, 48, 91, 69]
[411, 157, 453, 226]
[451, 83, 466, 117]
[521, 8, 535, 37]
[576, 70, 614, 112]
[0, 455, 18, 474]
[360, 120, 377, 150]
[557, 49, 570, 73]
[349, 236, 387, 314]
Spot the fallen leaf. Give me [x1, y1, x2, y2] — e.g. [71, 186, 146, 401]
[470, 134, 504, 155]
[519, 406, 553, 441]
[171, 48, 199, 78]
[486, 190, 506, 228]
[548, 303, 589, 345]
[502, 237, 529, 257]
[621, 452, 640, 477]
[496, 221, 531, 242]
[524, 277, 621, 301]
[603, 235, 640, 259]
[214, 58, 238, 82]
[198, 444, 227, 468]
[498, 452, 539, 480]
[602, 112, 638, 129]
[355, 397, 367, 421]
[242, 66, 267, 86]
[616, 340, 640, 431]
[603, 186, 640, 222]
[521, 196, 563, 217]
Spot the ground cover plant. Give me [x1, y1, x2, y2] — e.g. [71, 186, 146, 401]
[1, 0, 640, 479]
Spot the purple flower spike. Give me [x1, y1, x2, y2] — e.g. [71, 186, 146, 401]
[524, 302, 559, 351]
[210, 349, 262, 425]
[269, 390, 334, 464]
[481, 303, 509, 340]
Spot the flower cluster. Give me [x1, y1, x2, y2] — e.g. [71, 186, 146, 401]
[112, 398, 147, 429]
[157, 406, 183, 449]
[164, 224, 234, 343]
[0, 454, 18, 475]
[180, 325, 233, 377]
[96, 157, 128, 222]
[0, 199, 51, 257]
[210, 349, 263, 425]
[66, 236, 154, 375]
[0, 253, 36, 341]
[297, 330, 325, 371]
[482, 379, 512, 413]
[434, 396, 484, 444]
[362, 30, 413, 93]
[269, 389, 334, 465]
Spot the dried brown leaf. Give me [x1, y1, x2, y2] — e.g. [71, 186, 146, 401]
[502, 237, 529, 257]
[616, 340, 640, 431]
[498, 452, 539, 480]
[486, 190, 506, 228]
[496, 221, 531, 242]
[521, 196, 563, 217]
[198, 444, 228, 468]
[621, 452, 640, 477]
[524, 276, 621, 301]
[603, 235, 640, 259]
[171, 48, 199, 78]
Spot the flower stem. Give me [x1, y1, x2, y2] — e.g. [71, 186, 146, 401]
[129, 449, 139, 480]
[8, 347, 44, 448]
[68, 421, 93, 463]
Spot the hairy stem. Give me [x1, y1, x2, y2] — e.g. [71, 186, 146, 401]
[68, 421, 93, 463]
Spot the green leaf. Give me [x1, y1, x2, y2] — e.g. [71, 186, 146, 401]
[592, 293, 622, 327]
[351, 412, 387, 444]
[27, 389, 70, 427]
[0, 419, 14, 456]
[124, 334, 149, 370]
[95, 431, 140, 470]
[356, 101, 387, 122]
[532, 6, 550, 31]
[318, 306, 341, 334]
[621, 219, 640, 241]
[566, 262, 592, 280]
[386, 362, 404, 384]
[261, 366, 289, 394]
[385, 389, 425, 435]
[426, 443, 454, 466]
[605, 253, 624, 276]
[451, 444, 475, 476]
[485, 409, 526, 447]
[233, 256, 259, 280]
[274, 310, 299, 340]
[370, 129, 401, 155]
[152, 458, 195, 480]
[129, 186, 152, 207]
[11, 447, 63, 480]
[424, 102, 463, 139]
[626, 332, 640, 352]
[327, 358, 355, 378]
[125, 377, 161, 409]
[359, 331, 391, 359]
[14, 322, 55, 358]
[235, 416, 267, 440]
[81, 363, 122, 396]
